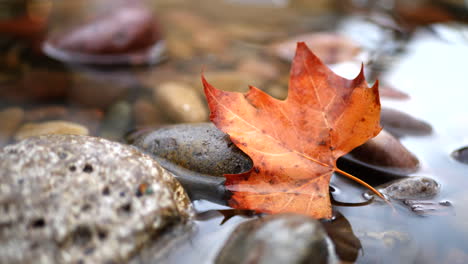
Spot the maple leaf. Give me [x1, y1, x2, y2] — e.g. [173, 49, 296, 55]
[202, 42, 381, 219]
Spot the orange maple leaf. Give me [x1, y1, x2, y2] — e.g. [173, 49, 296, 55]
[202, 42, 382, 219]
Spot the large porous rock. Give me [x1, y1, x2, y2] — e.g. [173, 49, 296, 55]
[0, 135, 193, 264]
[132, 123, 252, 177]
[215, 214, 338, 264]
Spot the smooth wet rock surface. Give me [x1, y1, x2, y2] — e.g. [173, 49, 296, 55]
[452, 146, 468, 164]
[132, 123, 252, 177]
[215, 214, 338, 264]
[153, 82, 208, 123]
[376, 176, 440, 200]
[0, 135, 192, 264]
[380, 108, 432, 137]
[350, 129, 420, 173]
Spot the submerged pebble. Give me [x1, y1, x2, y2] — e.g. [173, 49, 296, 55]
[0, 135, 192, 264]
[215, 214, 338, 264]
[357, 230, 418, 264]
[14, 120, 89, 141]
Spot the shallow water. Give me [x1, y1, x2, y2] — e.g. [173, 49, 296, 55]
[1, 0, 468, 263]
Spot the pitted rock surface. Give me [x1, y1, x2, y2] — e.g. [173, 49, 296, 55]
[0, 135, 193, 264]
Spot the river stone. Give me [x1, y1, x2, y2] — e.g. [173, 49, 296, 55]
[153, 82, 208, 123]
[376, 176, 440, 200]
[132, 123, 252, 177]
[380, 108, 432, 137]
[14, 120, 89, 141]
[0, 135, 193, 264]
[215, 214, 338, 264]
[452, 146, 468, 164]
[350, 129, 419, 173]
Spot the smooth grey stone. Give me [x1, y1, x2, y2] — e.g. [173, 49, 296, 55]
[132, 123, 252, 177]
[215, 214, 338, 264]
[131, 123, 253, 203]
[377, 176, 440, 200]
[0, 135, 193, 264]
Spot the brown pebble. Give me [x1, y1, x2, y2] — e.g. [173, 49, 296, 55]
[153, 82, 208, 123]
[350, 129, 419, 172]
[133, 98, 164, 127]
[381, 107, 432, 137]
[15, 120, 89, 141]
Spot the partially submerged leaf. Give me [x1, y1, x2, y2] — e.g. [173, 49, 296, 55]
[203, 42, 381, 219]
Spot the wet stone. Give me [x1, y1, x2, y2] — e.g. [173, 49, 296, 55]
[0, 135, 192, 264]
[376, 176, 440, 200]
[14, 120, 89, 141]
[380, 107, 432, 137]
[53, 7, 161, 55]
[215, 214, 338, 264]
[131, 123, 252, 177]
[153, 82, 208, 123]
[350, 129, 420, 173]
[452, 146, 468, 164]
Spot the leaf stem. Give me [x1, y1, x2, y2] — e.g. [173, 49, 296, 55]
[333, 167, 388, 202]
